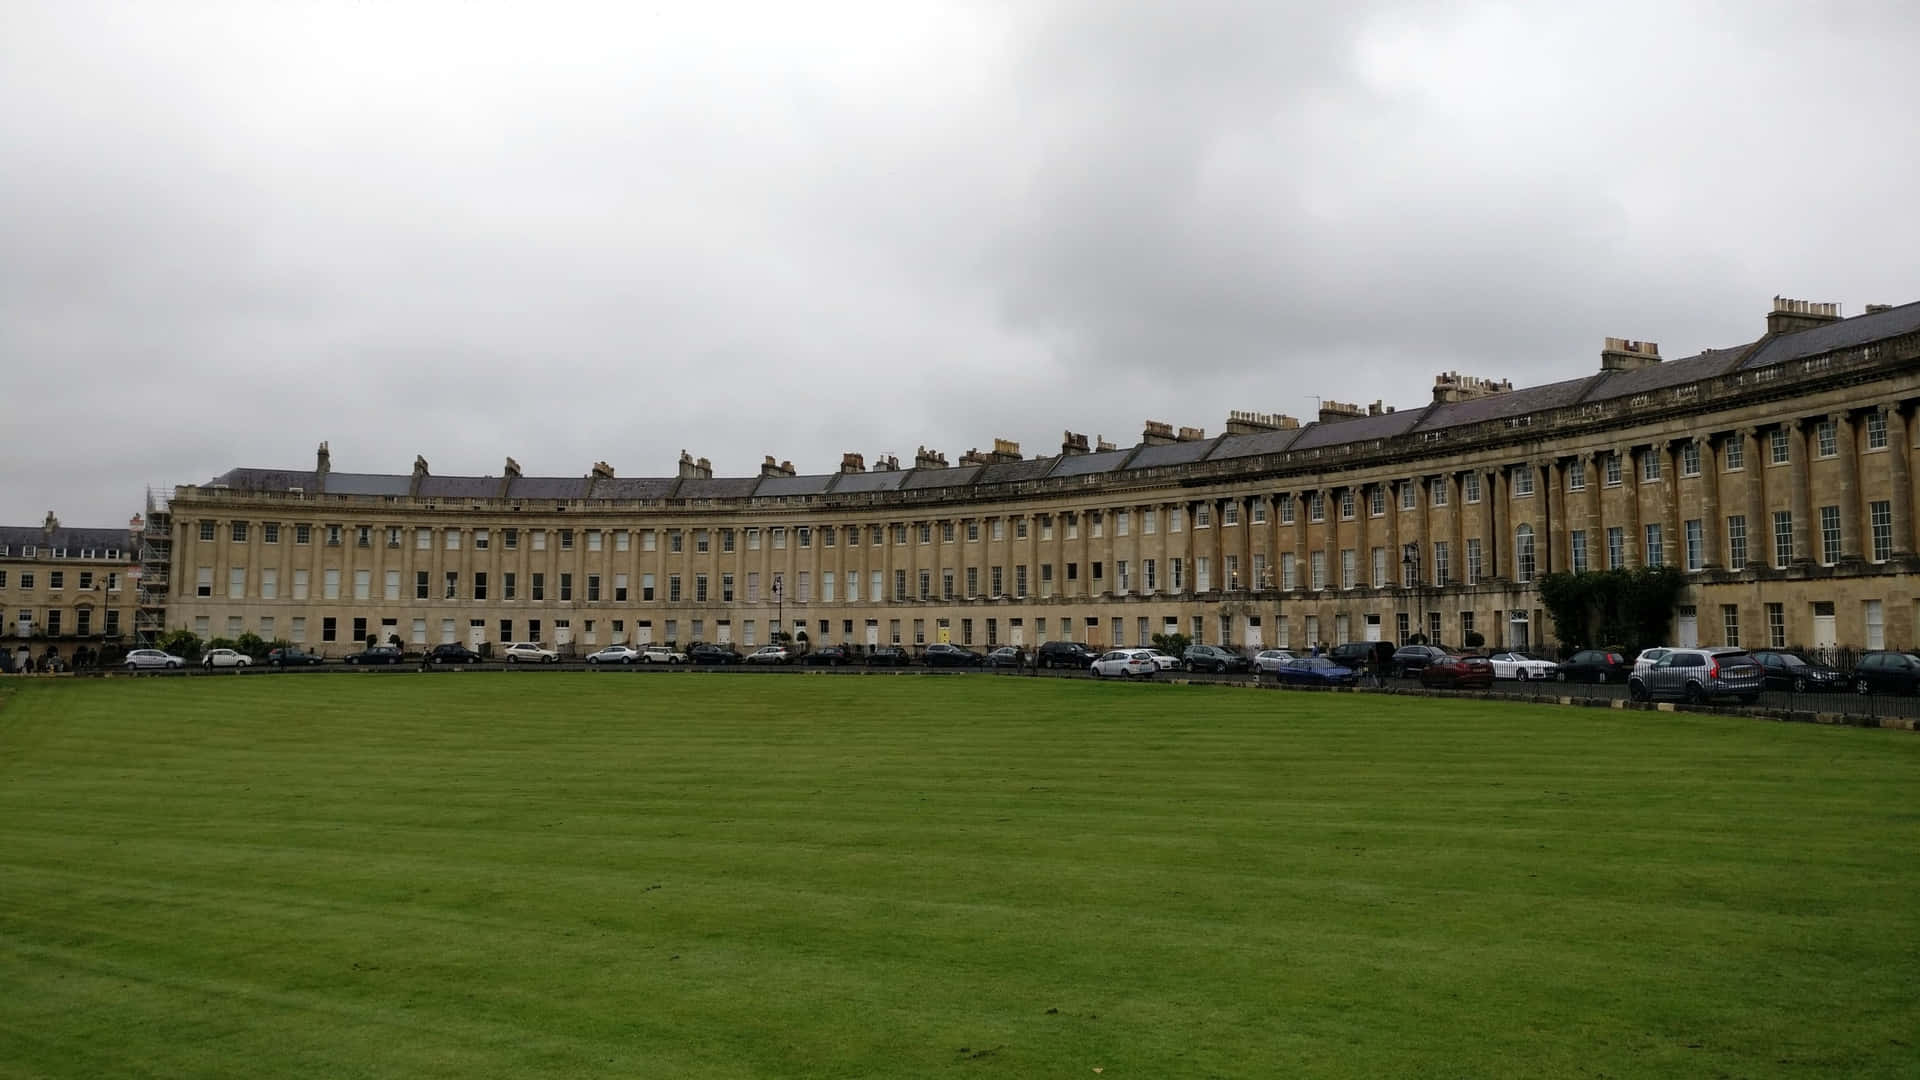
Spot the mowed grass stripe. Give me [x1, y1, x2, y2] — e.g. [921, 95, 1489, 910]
[2, 676, 1917, 1078]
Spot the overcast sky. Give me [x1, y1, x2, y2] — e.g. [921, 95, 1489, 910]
[5, 1, 1919, 526]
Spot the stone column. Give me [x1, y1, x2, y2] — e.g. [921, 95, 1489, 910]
[1789, 420, 1814, 565]
[1480, 471, 1498, 582]
[1381, 482, 1400, 588]
[1242, 496, 1256, 592]
[1323, 489, 1340, 591]
[1664, 441, 1682, 568]
[1743, 427, 1767, 569]
[1831, 412, 1863, 562]
[1486, 469, 1507, 581]
[1584, 452, 1603, 567]
[1889, 404, 1915, 556]
[1619, 448, 1641, 567]
[1697, 435, 1721, 570]
[1542, 461, 1561, 576]
[1450, 473, 1467, 585]
[1183, 501, 1199, 595]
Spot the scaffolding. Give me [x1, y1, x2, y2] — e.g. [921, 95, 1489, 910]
[137, 486, 172, 645]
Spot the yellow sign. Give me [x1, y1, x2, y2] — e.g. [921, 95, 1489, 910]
[937, 626, 951, 644]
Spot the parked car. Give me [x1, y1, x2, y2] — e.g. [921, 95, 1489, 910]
[1273, 657, 1358, 687]
[923, 643, 985, 667]
[266, 647, 325, 667]
[747, 645, 792, 664]
[641, 645, 687, 664]
[1554, 649, 1629, 684]
[585, 645, 640, 665]
[1748, 649, 1848, 693]
[201, 648, 251, 669]
[1144, 649, 1181, 672]
[688, 643, 745, 664]
[124, 648, 185, 671]
[1089, 649, 1158, 678]
[425, 643, 483, 665]
[865, 646, 914, 667]
[1419, 653, 1495, 689]
[1183, 644, 1251, 674]
[344, 645, 405, 665]
[1486, 651, 1557, 681]
[503, 642, 559, 664]
[1036, 641, 1098, 670]
[1252, 649, 1298, 675]
[1328, 642, 1388, 672]
[803, 645, 854, 666]
[1628, 647, 1764, 704]
[1632, 647, 1675, 679]
[985, 647, 1024, 668]
[1389, 644, 1452, 678]
[1852, 651, 1920, 696]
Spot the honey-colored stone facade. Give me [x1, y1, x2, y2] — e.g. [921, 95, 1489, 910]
[159, 299, 1920, 657]
[0, 515, 141, 668]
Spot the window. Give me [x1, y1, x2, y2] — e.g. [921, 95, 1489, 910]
[1144, 559, 1157, 592]
[1465, 538, 1484, 585]
[1641, 451, 1660, 482]
[1195, 505, 1212, 528]
[560, 573, 574, 602]
[619, 530, 633, 552]
[585, 574, 598, 602]
[1340, 491, 1355, 520]
[1727, 515, 1748, 568]
[917, 571, 930, 600]
[1606, 527, 1624, 570]
[1309, 551, 1326, 591]
[474, 572, 489, 601]
[559, 530, 574, 551]
[1277, 497, 1293, 525]
[1015, 517, 1029, 540]
[415, 571, 430, 599]
[1770, 426, 1791, 465]
[1400, 482, 1416, 511]
[1432, 541, 1449, 587]
[533, 573, 546, 601]
[1515, 524, 1535, 582]
[323, 568, 340, 599]
[260, 523, 279, 544]
[1173, 558, 1185, 592]
[1816, 419, 1838, 458]
[894, 570, 907, 601]
[1685, 519, 1703, 571]
[1723, 437, 1744, 471]
[1429, 477, 1448, 506]
[295, 524, 311, 545]
[1866, 599, 1885, 650]
[1511, 467, 1533, 497]
[642, 573, 655, 602]
[292, 569, 309, 600]
[917, 524, 931, 545]
[1871, 500, 1893, 562]
[505, 528, 519, 550]
[1309, 493, 1326, 523]
[1819, 505, 1841, 565]
[1866, 410, 1888, 450]
[670, 530, 684, 553]
[532, 529, 548, 551]
[1683, 441, 1703, 476]
[444, 571, 458, 600]
[506, 573, 518, 600]
[1766, 602, 1786, 648]
[322, 617, 337, 643]
[668, 575, 681, 603]
[1643, 523, 1663, 567]
[1464, 472, 1481, 503]
[588, 529, 603, 552]
[1340, 549, 1355, 590]
[1570, 530, 1589, 574]
[615, 573, 629, 602]
[227, 567, 245, 599]
[1773, 511, 1794, 567]
[47, 571, 64, 591]
[965, 567, 978, 597]
[1279, 552, 1295, 591]
[1371, 546, 1385, 587]
[1247, 503, 1263, 526]
[1564, 459, 1585, 492]
[1722, 605, 1740, 647]
[199, 521, 216, 541]
[694, 574, 707, 603]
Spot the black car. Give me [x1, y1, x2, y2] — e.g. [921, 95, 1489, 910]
[343, 645, 405, 665]
[1035, 641, 1098, 670]
[1389, 644, 1452, 678]
[923, 644, 986, 668]
[1329, 641, 1394, 673]
[1748, 650, 1847, 693]
[865, 646, 914, 667]
[266, 647, 325, 667]
[1182, 644, 1252, 674]
[1554, 649, 1629, 684]
[802, 646, 853, 666]
[688, 643, 745, 664]
[426, 643, 482, 665]
[1852, 651, 1920, 696]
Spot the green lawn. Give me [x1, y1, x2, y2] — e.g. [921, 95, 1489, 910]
[2, 674, 1917, 1078]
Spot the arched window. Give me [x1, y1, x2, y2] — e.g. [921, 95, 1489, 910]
[1515, 524, 1536, 583]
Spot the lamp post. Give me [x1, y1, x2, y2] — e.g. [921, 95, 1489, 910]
[773, 574, 784, 647]
[1401, 543, 1423, 645]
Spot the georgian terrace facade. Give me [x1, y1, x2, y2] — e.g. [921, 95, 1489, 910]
[161, 297, 1920, 658]
[0, 514, 142, 666]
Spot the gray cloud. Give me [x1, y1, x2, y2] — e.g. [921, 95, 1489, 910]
[4, 1, 1919, 525]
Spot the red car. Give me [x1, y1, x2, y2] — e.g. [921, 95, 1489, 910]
[1419, 653, 1495, 689]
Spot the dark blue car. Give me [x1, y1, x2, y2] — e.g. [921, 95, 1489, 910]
[1275, 657, 1358, 687]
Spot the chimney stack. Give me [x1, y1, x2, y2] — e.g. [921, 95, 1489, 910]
[874, 453, 901, 472]
[1061, 431, 1091, 456]
[1317, 400, 1365, 424]
[43, 510, 58, 541]
[1095, 436, 1116, 452]
[914, 446, 949, 470]
[1432, 372, 1515, 403]
[839, 453, 865, 474]
[591, 461, 615, 480]
[1141, 421, 1175, 446]
[678, 451, 712, 479]
[410, 455, 430, 497]
[499, 456, 521, 498]
[1865, 303, 1893, 315]
[315, 441, 331, 492]
[1766, 296, 1842, 337]
[759, 456, 796, 477]
[1599, 339, 1661, 373]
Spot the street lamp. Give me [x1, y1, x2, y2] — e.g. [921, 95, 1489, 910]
[1401, 543, 1423, 645]
[773, 574, 784, 646]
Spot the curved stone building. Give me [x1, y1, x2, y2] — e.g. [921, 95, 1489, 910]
[158, 297, 1920, 657]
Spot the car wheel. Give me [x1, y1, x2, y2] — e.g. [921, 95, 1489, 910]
[125, 662, 138, 673]
[1684, 683, 1707, 705]
[588, 657, 599, 665]
[1628, 680, 1647, 702]
[1792, 676, 1807, 693]
[167, 661, 180, 669]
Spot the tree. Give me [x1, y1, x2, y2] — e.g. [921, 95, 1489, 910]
[1151, 632, 1191, 657]
[1538, 566, 1686, 653]
[234, 632, 269, 660]
[157, 629, 203, 662]
[1462, 629, 1486, 650]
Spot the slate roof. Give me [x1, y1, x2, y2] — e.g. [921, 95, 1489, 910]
[588, 476, 678, 500]
[0, 526, 134, 553]
[1740, 300, 1920, 370]
[1289, 409, 1422, 450]
[900, 466, 983, 489]
[1413, 375, 1598, 431]
[1584, 347, 1749, 399]
[324, 472, 413, 497]
[507, 476, 588, 499]
[417, 475, 502, 499]
[1206, 427, 1305, 461]
[975, 457, 1056, 484]
[754, 473, 835, 497]
[1048, 449, 1133, 477]
[827, 470, 909, 493]
[1126, 437, 1222, 469]
[676, 477, 760, 499]
[206, 468, 321, 493]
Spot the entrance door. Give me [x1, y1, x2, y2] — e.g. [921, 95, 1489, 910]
[716, 623, 731, 645]
[1245, 618, 1263, 649]
[636, 622, 653, 645]
[1676, 605, 1698, 648]
[1364, 614, 1382, 642]
[468, 621, 485, 648]
[1509, 610, 1530, 651]
[1812, 602, 1837, 662]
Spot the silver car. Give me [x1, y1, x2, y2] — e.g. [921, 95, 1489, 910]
[124, 648, 185, 671]
[1252, 649, 1298, 674]
[1629, 647, 1764, 704]
[586, 645, 640, 664]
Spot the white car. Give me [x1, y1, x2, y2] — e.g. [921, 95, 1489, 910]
[503, 642, 559, 664]
[586, 645, 640, 665]
[1252, 649, 1298, 674]
[1486, 652, 1556, 680]
[124, 648, 185, 671]
[1633, 647, 1674, 679]
[1145, 649, 1181, 671]
[641, 645, 687, 664]
[1089, 649, 1158, 678]
[746, 645, 791, 664]
[202, 648, 252, 669]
